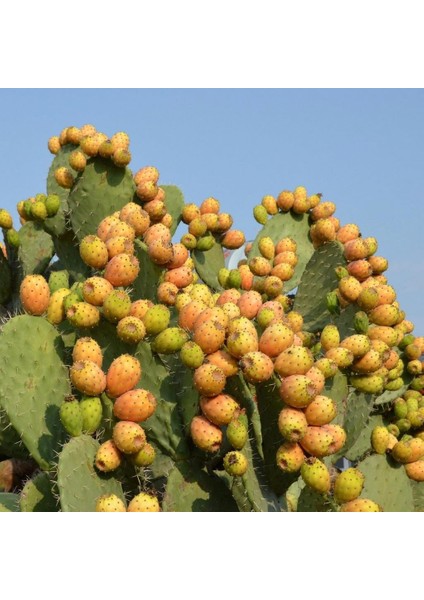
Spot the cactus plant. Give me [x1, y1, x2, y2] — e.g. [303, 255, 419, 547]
[0, 122, 423, 512]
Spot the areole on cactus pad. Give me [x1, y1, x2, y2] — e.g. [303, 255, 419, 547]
[0, 123, 423, 513]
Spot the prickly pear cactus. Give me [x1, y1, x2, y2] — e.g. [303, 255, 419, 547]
[0, 127, 422, 511]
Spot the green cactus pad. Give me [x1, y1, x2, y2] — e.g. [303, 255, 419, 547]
[293, 241, 346, 331]
[57, 435, 124, 511]
[53, 232, 90, 282]
[0, 251, 12, 305]
[18, 222, 54, 275]
[0, 409, 30, 459]
[333, 304, 358, 339]
[410, 480, 424, 511]
[358, 454, 414, 512]
[0, 315, 70, 469]
[0, 492, 20, 512]
[20, 472, 58, 512]
[325, 371, 349, 427]
[162, 185, 184, 235]
[68, 157, 135, 241]
[248, 212, 314, 292]
[332, 391, 374, 463]
[344, 414, 384, 462]
[135, 342, 191, 460]
[256, 378, 300, 495]
[193, 242, 225, 291]
[162, 461, 238, 512]
[133, 240, 163, 302]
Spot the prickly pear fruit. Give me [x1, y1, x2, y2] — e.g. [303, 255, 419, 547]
[127, 492, 160, 512]
[60, 398, 83, 437]
[70, 361, 107, 396]
[67, 302, 100, 328]
[371, 426, 390, 454]
[80, 396, 103, 434]
[116, 316, 146, 344]
[340, 499, 381, 512]
[151, 327, 189, 354]
[48, 270, 69, 293]
[193, 364, 226, 397]
[113, 389, 157, 422]
[112, 421, 146, 454]
[259, 323, 294, 358]
[278, 407, 308, 442]
[304, 395, 337, 426]
[333, 468, 364, 503]
[190, 416, 222, 452]
[72, 337, 103, 367]
[227, 415, 248, 450]
[180, 341, 205, 369]
[95, 440, 122, 472]
[143, 304, 171, 335]
[106, 355, 141, 398]
[95, 494, 126, 512]
[276, 442, 305, 473]
[274, 346, 314, 377]
[299, 426, 333, 457]
[240, 351, 274, 383]
[79, 235, 109, 269]
[20, 274, 50, 316]
[47, 288, 69, 325]
[200, 394, 239, 426]
[300, 457, 331, 493]
[223, 451, 248, 476]
[405, 460, 424, 482]
[130, 443, 156, 467]
[279, 375, 317, 408]
[104, 254, 140, 287]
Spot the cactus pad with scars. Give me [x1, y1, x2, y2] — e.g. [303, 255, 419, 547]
[18, 222, 54, 276]
[20, 472, 58, 512]
[57, 435, 124, 512]
[193, 243, 225, 291]
[68, 157, 135, 241]
[0, 315, 70, 469]
[358, 454, 414, 512]
[162, 461, 238, 512]
[293, 241, 346, 331]
[161, 185, 184, 236]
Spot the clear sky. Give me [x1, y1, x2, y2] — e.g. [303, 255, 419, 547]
[1, 89, 423, 334]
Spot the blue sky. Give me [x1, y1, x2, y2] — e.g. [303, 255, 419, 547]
[1, 89, 423, 333]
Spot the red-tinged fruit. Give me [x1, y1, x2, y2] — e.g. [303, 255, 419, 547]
[106, 354, 142, 398]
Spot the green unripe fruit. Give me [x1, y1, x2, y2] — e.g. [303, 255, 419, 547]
[223, 451, 248, 476]
[5, 228, 20, 248]
[30, 201, 48, 220]
[196, 234, 215, 251]
[130, 443, 156, 467]
[80, 396, 103, 434]
[180, 341, 205, 369]
[354, 311, 369, 334]
[151, 327, 189, 354]
[326, 290, 340, 315]
[387, 424, 400, 438]
[218, 267, 230, 288]
[103, 290, 132, 323]
[253, 204, 268, 225]
[142, 304, 171, 335]
[227, 268, 242, 289]
[60, 398, 83, 437]
[48, 270, 70, 293]
[181, 233, 197, 250]
[226, 417, 248, 450]
[395, 418, 411, 433]
[45, 194, 61, 217]
[394, 398, 408, 420]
